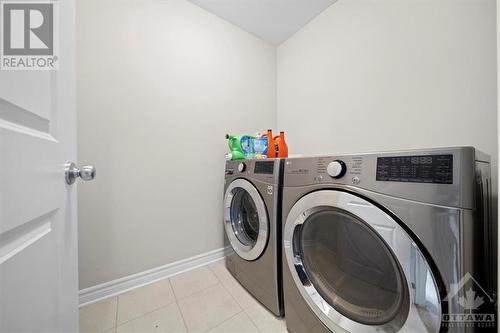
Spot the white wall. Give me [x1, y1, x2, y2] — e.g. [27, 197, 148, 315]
[277, 0, 498, 192]
[77, 0, 276, 289]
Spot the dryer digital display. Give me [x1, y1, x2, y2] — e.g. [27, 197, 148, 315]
[376, 154, 453, 184]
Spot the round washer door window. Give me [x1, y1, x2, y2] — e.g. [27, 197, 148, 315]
[284, 190, 442, 333]
[299, 208, 406, 325]
[224, 179, 269, 261]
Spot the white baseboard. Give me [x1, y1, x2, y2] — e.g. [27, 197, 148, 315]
[79, 246, 233, 307]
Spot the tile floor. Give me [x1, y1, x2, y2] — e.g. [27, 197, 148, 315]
[80, 259, 287, 333]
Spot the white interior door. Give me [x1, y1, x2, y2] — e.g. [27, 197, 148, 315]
[0, 0, 79, 332]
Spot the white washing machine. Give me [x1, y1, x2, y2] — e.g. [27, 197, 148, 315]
[282, 147, 496, 332]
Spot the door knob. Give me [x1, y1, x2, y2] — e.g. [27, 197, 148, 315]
[65, 162, 96, 185]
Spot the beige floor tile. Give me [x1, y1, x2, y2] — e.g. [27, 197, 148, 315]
[220, 275, 260, 310]
[207, 312, 259, 333]
[207, 260, 233, 282]
[79, 297, 117, 333]
[117, 279, 176, 325]
[170, 266, 219, 299]
[116, 303, 186, 333]
[177, 284, 241, 332]
[245, 303, 287, 333]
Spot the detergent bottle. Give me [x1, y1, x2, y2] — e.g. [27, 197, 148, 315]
[240, 135, 255, 159]
[253, 132, 268, 159]
[266, 129, 276, 158]
[273, 131, 288, 158]
[225, 134, 246, 160]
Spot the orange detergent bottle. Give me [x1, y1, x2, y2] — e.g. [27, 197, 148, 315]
[273, 131, 288, 158]
[266, 129, 276, 158]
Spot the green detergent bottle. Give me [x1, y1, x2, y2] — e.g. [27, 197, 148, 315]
[225, 134, 246, 160]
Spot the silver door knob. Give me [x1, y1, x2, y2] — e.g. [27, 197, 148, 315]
[65, 162, 96, 185]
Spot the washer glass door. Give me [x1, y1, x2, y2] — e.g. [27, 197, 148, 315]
[231, 188, 260, 246]
[284, 190, 442, 333]
[224, 179, 269, 261]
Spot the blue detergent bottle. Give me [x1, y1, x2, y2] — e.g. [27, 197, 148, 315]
[240, 135, 255, 159]
[253, 134, 268, 159]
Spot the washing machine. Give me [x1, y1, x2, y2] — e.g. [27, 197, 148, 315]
[282, 147, 496, 333]
[223, 158, 284, 316]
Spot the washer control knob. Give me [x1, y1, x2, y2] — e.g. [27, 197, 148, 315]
[327, 160, 347, 179]
[238, 162, 246, 172]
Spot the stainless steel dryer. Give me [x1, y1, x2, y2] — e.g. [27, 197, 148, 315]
[282, 147, 496, 333]
[224, 159, 284, 316]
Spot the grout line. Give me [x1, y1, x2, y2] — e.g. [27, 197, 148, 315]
[215, 264, 262, 326]
[173, 281, 221, 302]
[169, 278, 190, 332]
[218, 271, 259, 312]
[203, 310, 244, 333]
[171, 264, 222, 302]
[218, 277, 236, 299]
[173, 262, 244, 332]
[114, 296, 119, 332]
[114, 280, 178, 328]
[114, 299, 179, 328]
[200, 285, 244, 333]
[206, 261, 226, 284]
[243, 306, 264, 333]
[171, 265, 220, 301]
[240, 310, 262, 333]
[215, 270, 259, 332]
[216, 266, 283, 331]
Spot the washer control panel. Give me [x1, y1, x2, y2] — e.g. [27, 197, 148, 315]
[225, 159, 281, 185]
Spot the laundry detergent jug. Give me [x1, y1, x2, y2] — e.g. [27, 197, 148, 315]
[225, 134, 246, 160]
[273, 131, 288, 158]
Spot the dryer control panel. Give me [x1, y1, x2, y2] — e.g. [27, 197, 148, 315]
[376, 154, 453, 184]
[283, 147, 478, 209]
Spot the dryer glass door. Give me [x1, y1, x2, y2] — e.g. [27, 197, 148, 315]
[283, 190, 441, 333]
[299, 208, 406, 325]
[224, 179, 269, 261]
